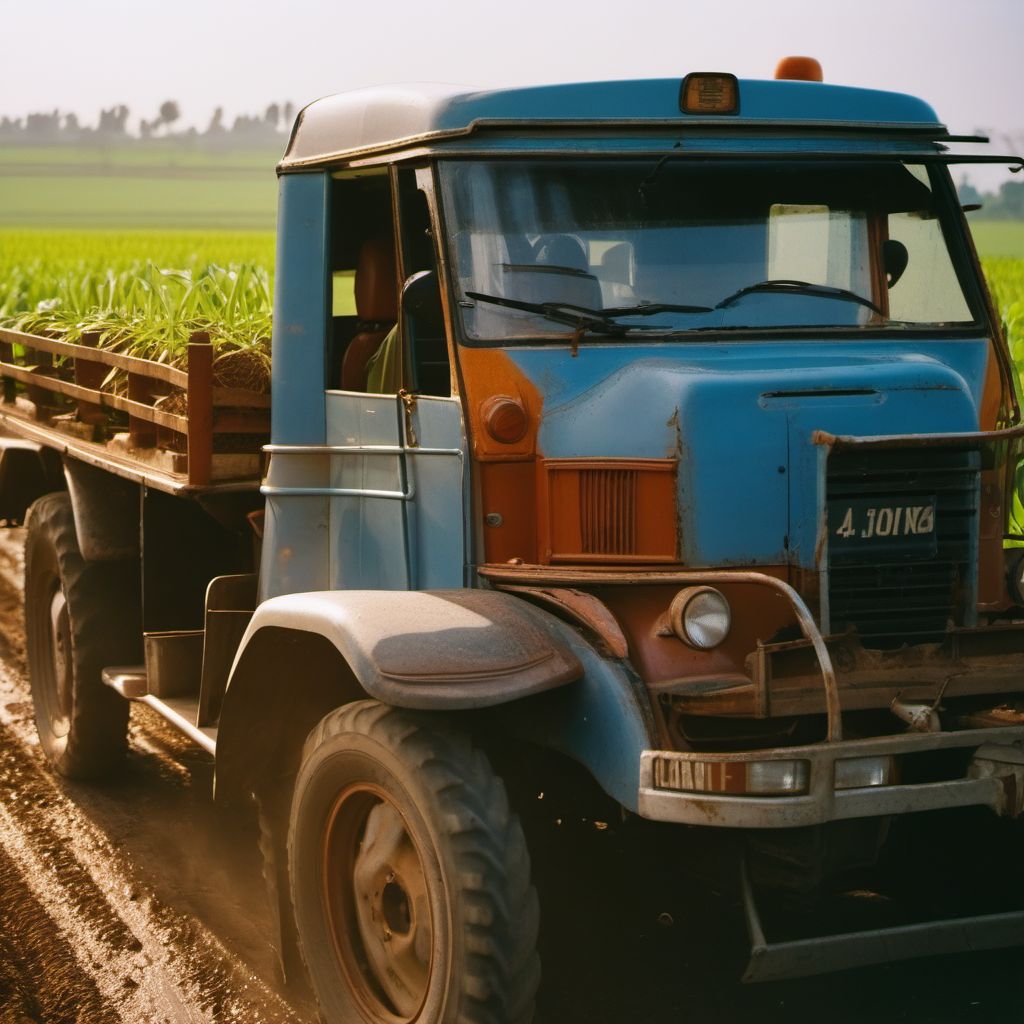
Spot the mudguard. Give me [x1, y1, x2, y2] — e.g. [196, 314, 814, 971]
[218, 587, 657, 813]
[227, 588, 583, 709]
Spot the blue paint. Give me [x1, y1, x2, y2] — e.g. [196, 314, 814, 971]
[271, 173, 331, 445]
[435, 79, 940, 129]
[496, 632, 655, 811]
[510, 339, 989, 567]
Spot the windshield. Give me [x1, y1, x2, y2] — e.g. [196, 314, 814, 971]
[439, 159, 978, 342]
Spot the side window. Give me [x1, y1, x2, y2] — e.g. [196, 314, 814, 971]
[329, 170, 400, 393]
[397, 167, 451, 397]
[887, 211, 972, 323]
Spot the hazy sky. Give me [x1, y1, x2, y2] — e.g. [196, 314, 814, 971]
[2, 0, 1022, 180]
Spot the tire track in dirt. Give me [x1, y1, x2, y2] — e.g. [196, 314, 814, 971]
[0, 841, 117, 1024]
[0, 527, 310, 1024]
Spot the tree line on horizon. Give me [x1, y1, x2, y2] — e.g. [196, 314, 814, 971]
[958, 176, 1024, 221]
[0, 100, 296, 147]
[4, 102, 1024, 216]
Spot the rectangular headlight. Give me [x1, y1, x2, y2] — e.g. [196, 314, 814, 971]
[835, 755, 895, 790]
[746, 759, 810, 795]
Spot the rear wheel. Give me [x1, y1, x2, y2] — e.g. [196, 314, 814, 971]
[288, 700, 540, 1024]
[24, 492, 139, 778]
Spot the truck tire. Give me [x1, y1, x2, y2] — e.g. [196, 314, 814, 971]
[288, 700, 540, 1024]
[24, 492, 138, 778]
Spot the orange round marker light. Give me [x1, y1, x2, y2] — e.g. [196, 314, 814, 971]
[483, 396, 529, 444]
[774, 56, 823, 82]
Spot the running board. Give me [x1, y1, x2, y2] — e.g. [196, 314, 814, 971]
[741, 860, 1024, 982]
[101, 666, 217, 755]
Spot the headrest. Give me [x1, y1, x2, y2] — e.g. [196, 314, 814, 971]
[533, 235, 588, 273]
[355, 236, 398, 322]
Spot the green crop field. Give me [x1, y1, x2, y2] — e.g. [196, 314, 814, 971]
[967, 220, 1024, 260]
[0, 214, 1022, 375]
[0, 144, 280, 230]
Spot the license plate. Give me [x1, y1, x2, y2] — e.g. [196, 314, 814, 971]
[828, 496, 938, 559]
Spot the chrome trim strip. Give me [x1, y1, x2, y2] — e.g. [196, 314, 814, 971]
[264, 443, 461, 457]
[637, 724, 1024, 828]
[139, 696, 217, 755]
[260, 484, 414, 501]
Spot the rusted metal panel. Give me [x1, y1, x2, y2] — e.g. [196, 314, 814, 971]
[480, 565, 842, 741]
[495, 585, 629, 658]
[739, 860, 1024, 983]
[813, 423, 1024, 450]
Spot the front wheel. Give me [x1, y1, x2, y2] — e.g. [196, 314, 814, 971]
[288, 700, 540, 1024]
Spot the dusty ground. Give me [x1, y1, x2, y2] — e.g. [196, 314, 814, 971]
[0, 523, 1022, 1023]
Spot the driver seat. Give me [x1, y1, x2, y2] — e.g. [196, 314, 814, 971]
[340, 236, 398, 391]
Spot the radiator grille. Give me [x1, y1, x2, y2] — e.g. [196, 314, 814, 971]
[826, 448, 980, 644]
[580, 468, 638, 555]
[541, 458, 678, 564]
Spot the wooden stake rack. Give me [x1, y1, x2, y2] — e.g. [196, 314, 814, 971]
[0, 327, 270, 486]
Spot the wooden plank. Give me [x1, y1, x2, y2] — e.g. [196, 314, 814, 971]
[128, 373, 159, 447]
[211, 408, 272, 433]
[212, 387, 271, 409]
[187, 336, 214, 486]
[73, 331, 108, 425]
[0, 404, 261, 495]
[0, 327, 189, 388]
[0, 361, 188, 432]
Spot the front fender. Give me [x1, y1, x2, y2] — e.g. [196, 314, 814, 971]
[228, 588, 583, 710]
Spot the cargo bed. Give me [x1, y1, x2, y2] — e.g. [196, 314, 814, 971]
[0, 327, 269, 495]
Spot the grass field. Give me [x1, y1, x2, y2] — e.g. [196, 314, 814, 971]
[967, 220, 1024, 259]
[0, 144, 276, 171]
[0, 144, 280, 230]
[0, 229, 275, 270]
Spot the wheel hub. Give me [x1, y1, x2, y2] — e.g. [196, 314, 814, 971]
[325, 787, 433, 1022]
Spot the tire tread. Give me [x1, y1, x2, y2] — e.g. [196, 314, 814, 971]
[292, 700, 540, 1024]
[24, 492, 137, 778]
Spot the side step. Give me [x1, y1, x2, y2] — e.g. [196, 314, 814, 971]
[741, 860, 1024, 982]
[102, 667, 217, 755]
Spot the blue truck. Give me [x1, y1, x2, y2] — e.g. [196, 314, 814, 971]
[2, 56, 1024, 1023]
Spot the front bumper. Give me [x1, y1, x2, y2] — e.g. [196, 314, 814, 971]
[638, 725, 1024, 828]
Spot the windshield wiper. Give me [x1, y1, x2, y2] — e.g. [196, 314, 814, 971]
[465, 291, 653, 337]
[715, 279, 883, 316]
[601, 301, 713, 316]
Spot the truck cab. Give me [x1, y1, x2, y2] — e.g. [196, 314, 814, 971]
[13, 63, 1024, 1023]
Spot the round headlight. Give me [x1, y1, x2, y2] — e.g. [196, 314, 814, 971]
[669, 586, 731, 650]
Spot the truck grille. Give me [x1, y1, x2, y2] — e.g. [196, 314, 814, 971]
[580, 468, 637, 555]
[540, 458, 678, 563]
[826, 448, 980, 644]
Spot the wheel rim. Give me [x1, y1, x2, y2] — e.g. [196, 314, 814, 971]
[38, 580, 72, 738]
[323, 784, 434, 1023]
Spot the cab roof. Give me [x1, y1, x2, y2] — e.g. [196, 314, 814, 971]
[279, 78, 946, 171]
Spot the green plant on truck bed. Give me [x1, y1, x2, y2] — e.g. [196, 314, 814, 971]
[0, 230, 274, 390]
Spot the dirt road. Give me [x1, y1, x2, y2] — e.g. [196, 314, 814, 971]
[1, 523, 1023, 1024]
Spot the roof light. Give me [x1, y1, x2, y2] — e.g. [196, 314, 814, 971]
[679, 73, 739, 115]
[775, 56, 823, 82]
